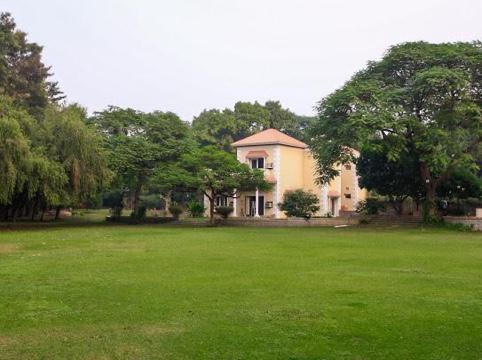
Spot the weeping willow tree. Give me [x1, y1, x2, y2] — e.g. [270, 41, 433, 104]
[0, 13, 111, 221]
[0, 97, 110, 221]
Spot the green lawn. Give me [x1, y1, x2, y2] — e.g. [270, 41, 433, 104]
[0, 226, 481, 359]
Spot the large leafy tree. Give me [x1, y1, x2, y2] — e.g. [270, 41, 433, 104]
[192, 109, 237, 151]
[309, 42, 482, 220]
[154, 146, 272, 224]
[0, 97, 32, 205]
[40, 105, 111, 210]
[0, 96, 69, 220]
[0, 12, 63, 116]
[91, 107, 192, 216]
[192, 100, 312, 151]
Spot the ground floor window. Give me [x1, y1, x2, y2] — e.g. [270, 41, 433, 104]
[215, 195, 228, 207]
[246, 195, 265, 216]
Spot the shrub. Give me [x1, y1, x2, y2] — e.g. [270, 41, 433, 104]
[356, 198, 386, 215]
[215, 206, 233, 219]
[278, 189, 320, 219]
[168, 204, 183, 220]
[140, 194, 162, 209]
[188, 201, 205, 218]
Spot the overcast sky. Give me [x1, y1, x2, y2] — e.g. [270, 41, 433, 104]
[3, 0, 482, 120]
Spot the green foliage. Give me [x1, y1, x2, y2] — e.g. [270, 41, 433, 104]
[192, 100, 313, 151]
[357, 144, 424, 214]
[41, 104, 111, 207]
[0, 12, 64, 115]
[102, 190, 124, 209]
[310, 41, 482, 219]
[0, 100, 31, 204]
[90, 106, 192, 217]
[139, 194, 162, 209]
[192, 109, 237, 151]
[436, 168, 482, 199]
[356, 198, 386, 215]
[187, 201, 205, 218]
[168, 204, 183, 219]
[215, 206, 233, 219]
[278, 189, 320, 219]
[154, 146, 272, 224]
[0, 14, 110, 221]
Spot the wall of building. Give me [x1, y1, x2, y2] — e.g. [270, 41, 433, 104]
[235, 145, 278, 218]
[227, 143, 367, 218]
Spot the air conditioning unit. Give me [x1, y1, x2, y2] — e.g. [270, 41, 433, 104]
[265, 201, 273, 208]
[266, 162, 274, 169]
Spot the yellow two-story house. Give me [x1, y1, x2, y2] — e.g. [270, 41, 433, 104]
[210, 128, 366, 218]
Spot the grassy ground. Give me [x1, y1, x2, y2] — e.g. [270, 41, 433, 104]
[0, 225, 481, 359]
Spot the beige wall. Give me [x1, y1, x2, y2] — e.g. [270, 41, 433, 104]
[227, 144, 366, 218]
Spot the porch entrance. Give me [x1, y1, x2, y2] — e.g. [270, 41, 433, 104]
[329, 196, 339, 216]
[246, 196, 264, 216]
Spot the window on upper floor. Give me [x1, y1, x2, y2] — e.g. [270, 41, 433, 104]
[344, 193, 352, 199]
[251, 158, 265, 169]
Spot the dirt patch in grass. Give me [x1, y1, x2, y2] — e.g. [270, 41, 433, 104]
[0, 244, 19, 254]
[0, 335, 14, 347]
[139, 323, 184, 336]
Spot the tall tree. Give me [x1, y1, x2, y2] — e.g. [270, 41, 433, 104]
[0, 96, 70, 220]
[233, 101, 270, 139]
[192, 109, 237, 151]
[309, 42, 482, 220]
[0, 97, 31, 205]
[91, 107, 192, 216]
[41, 104, 111, 211]
[0, 12, 63, 116]
[192, 100, 314, 151]
[154, 146, 272, 225]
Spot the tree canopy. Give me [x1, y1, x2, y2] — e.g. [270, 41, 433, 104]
[153, 146, 272, 224]
[90, 107, 192, 216]
[192, 100, 314, 151]
[309, 41, 482, 219]
[0, 13, 63, 116]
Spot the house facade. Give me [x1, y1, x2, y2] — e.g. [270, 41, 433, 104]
[210, 129, 366, 218]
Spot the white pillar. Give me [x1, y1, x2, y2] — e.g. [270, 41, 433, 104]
[322, 185, 328, 215]
[353, 166, 359, 209]
[233, 192, 237, 217]
[255, 188, 260, 217]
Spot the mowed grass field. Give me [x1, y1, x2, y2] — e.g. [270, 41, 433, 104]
[0, 225, 481, 359]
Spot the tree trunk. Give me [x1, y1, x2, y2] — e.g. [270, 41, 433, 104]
[132, 184, 141, 217]
[30, 198, 38, 220]
[420, 162, 439, 222]
[11, 206, 17, 223]
[55, 206, 62, 220]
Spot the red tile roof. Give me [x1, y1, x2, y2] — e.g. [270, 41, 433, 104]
[232, 129, 307, 149]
